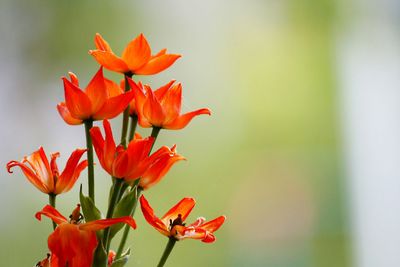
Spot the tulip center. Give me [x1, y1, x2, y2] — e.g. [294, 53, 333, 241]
[169, 214, 185, 230]
[69, 204, 84, 224]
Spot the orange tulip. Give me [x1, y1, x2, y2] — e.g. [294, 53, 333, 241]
[35, 254, 50, 267]
[7, 147, 87, 195]
[128, 78, 211, 130]
[36, 204, 136, 267]
[57, 67, 134, 125]
[136, 144, 185, 190]
[89, 33, 181, 75]
[140, 195, 225, 243]
[90, 119, 154, 180]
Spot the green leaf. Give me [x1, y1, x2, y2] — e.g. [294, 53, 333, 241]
[109, 187, 138, 238]
[92, 240, 108, 267]
[80, 184, 102, 222]
[111, 248, 131, 267]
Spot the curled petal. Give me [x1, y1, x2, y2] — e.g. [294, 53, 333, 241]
[163, 108, 211, 130]
[199, 215, 226, 233]
[79, 216, 136, 231]
[140, 195, 169, 236]
[35, 205, 68, 225]
[6, 160, 49, 194]
[135, 54, 181, 75]
[57, 102, 83, 125]
[89, 50, 129, 73]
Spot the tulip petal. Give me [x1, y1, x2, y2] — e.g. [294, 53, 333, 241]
[199, 215, 226, 233]
[90, 126, 107, 172]
[154, 80, 176, 100]
[142, 88, 166, 127]
[63, 77, 92, 120]
[6, 160, 49, 194]
[161, 197, 196, 225]
[93, 91, 134, 120]
[94, 33, 113, 52]
[160, 83, 182, 124]
[122, 33, 151, 71]
[103, 120, 117, 173]
[55, 149, 87, 194]
[163, 108, 211, 130]
[35, 205, 68, 224]
[79, 216, 136, 231]
[129, 79, 151, 127]
[85, 68, 108, 114]
[105, 77, 123, 97]
[139, 195, 170, 236]
[135, 54, 181, 75]
[57, 102, 83, 125]
[89, 50, 129, 73]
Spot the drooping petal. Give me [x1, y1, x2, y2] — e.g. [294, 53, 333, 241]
[55, 149, 87, 194]
[163, 108, 211, 130]
[139, 195, 169, 236]
[6, 160, 49, 194]
[135, 54, 181, 75]
[161, 197, 196, 225]
[63, 77, 92, 120]
[94, 33, 113, 52]
[57, 102, 83, 125]
[79, 216, 136, 231]
[93, 91, 134, 120]
[85, 68, 108, 114]
[35, 205, 68, 225]
[23, 147, 54, 192]
[89, 50, 129, 73]
[121, 33, 151, 71]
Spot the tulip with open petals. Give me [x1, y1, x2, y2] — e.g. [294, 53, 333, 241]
[7, 147, 87, 195]
[140, 195, 225, 243]
[36, 204, 136, 267]
[90, 33, 181, 75]
[90, 119, 154, 180]
[128, 79, 211, 130]
[57, 67, 134, 125]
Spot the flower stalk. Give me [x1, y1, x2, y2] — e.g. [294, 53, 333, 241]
[48, 193, 56, 230]
[157, 238, 177, 267]
[120, 74, 133, 148]
[84, 119, 95, 203]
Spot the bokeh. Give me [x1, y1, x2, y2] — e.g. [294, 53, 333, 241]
[1, 0, 399, 266]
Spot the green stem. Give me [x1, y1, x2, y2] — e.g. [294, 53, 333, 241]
[48, 193, 57, 230]
[157, 238, 177, 267]
[150, 126, 161, 152]
[115, 186, 143, 258]
[103, 179, 124, 252]
[120, 74, 133, 148]
[84, 120, 95, 203]
[128, 114, 138, 141]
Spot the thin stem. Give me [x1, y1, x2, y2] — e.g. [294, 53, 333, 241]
[115, 186, 143, 258]
[103, 178, 124, 252]
[120, 74, 133, 148]
[128, 114, 138, 141]
[157, 238, 177, 267]
[84, 120, 95, 203]
[48, 193, 57, 230]
[150, 126, 161, 152]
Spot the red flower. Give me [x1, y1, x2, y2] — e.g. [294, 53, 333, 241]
[140, 195, 225, 243]
[128, 79, 211, 130]
[36, 204, 136, 267]
[35, 254, 50, 267]
[57, 67, 134, 125]
[7, 147, 87, 195]
[90, 119, 154, 180]
[89, 33, 181, 75]
[136, 144, 185, 190]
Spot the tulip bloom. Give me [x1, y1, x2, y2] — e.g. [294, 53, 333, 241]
[36, 204, 136, 267]
[140, 195, 225, 243]
[7, 147, 87, 195]
[57, 67, 134, 125]
[90, 119, 154, 180]
[128, 79, 211, 130]
[35, 254, 50, 267]
[136, 144, 185, 190]
[90, 33, 181, 75]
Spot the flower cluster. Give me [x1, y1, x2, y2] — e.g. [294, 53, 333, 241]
[7, 33, 225, 267]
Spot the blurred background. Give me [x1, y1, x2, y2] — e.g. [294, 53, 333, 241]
[1, 0, 400, 266]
